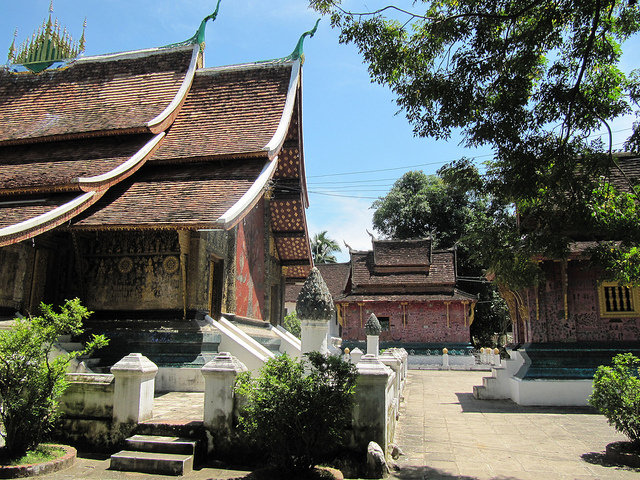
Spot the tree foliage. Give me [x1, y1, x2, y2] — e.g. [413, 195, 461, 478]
[311, 230, 342, 264]
[0, 299, 108, 459]
[590, 353, 640, 444]
[372, 170, 482, 248]
[311, 0, 640, 286]
[283, 311, 301, 339]
[235, 352, 357, 474]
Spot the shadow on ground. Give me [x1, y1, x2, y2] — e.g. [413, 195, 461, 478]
[454, 392, 598, 414]
[582, 451, 640, 473]
[391, 465, 519, 480]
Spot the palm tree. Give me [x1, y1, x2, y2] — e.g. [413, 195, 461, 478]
[311, 231, 341, 264]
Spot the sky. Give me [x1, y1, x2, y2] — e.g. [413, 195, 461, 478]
[2, 0, 638, 263]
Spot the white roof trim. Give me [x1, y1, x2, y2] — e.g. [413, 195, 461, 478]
[263, 59, 301, 159]
[0, 191, 96, 239]
[147, 45, 200, 129]
[75, 44, 194, 64]
[77, 132, 165, 189]
[216, 159, 278, 229]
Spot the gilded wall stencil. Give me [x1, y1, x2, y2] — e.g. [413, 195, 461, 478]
[79, 231, 181, 311]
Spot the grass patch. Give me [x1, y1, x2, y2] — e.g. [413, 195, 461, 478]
[0, 445, 66, 466]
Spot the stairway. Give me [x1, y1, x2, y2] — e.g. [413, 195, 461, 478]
[110, 434, 197, 476]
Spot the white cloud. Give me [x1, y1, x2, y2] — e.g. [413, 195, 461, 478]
[306, 194, 375, 263]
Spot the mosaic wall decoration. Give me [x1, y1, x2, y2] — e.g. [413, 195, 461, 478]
[80, 231, 181, 310]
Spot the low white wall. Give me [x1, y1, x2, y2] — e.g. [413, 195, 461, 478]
[60, 373, 114, 419]
[155, 366, 204, 392]
[408, 355, 476, 366]
[511, 378, 593, 406]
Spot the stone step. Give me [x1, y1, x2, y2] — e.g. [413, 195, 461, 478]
[110, 450, 193, 476]
[125, 435, 196, 455]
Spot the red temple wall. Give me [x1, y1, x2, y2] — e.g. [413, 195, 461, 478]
[341, 300, 471, 343]
[523, 260, 640, 342]
[235, 200, 266, 320]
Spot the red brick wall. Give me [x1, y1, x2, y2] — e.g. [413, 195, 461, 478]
[341, 300, 471, 343]
[235, 200, 266, 320]
[523, 260, 640, 342]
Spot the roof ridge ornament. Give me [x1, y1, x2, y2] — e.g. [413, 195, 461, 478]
[164, 0, 222, 51]
[7, 1, 86, 73]
[286, 18, 320, 64]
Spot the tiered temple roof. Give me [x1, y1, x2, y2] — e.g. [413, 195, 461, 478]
[0, 9, 313, 279]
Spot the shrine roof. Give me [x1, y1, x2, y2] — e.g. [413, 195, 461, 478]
[351, 249, 456, 290]
[373, 238, 431, 268]
[0, 134, 154, 192]
[0, 46, 195, 144]
[151, 61, 293, 162]
[336, 289, 478, 303]
[285, 263, 350, 303]
[70, 159, 265, 229]
[609, 154, 640, 193]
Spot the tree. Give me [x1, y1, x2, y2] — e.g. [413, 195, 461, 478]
[372, 170, 483, 248]
[0, 299, 108, 459]
[311, 230, 342, 264]
[372, 169, 511, 345]
[310, 0, 640, 286]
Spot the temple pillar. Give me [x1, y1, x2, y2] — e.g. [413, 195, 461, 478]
[111, 353, 158, 424]
[201, 352, 247, 437]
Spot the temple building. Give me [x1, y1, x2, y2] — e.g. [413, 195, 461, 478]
[0, 5, 314, 369]
[287, 238, 477, 352]
[475, 154, 640, 405]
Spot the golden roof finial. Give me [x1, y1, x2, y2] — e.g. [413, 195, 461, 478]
[8, 1, 87, 72]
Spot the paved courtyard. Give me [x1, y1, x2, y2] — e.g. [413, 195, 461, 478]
[26, 369, 640, 479]
[390, 370, 639, 480]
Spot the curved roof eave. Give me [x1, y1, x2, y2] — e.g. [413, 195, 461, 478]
[0, 191, 102, 247]
[76, 133, 165, 192]
[262, 58, 301, 160]
[146, 45, 201, 133]
[216, 159, 278, 230]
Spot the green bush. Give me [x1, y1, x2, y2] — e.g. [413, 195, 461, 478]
[235, 352, 357, 474]
[0, 299, 108, 459]
[589, 353, 640, 445]
[283, 311, 301, 339]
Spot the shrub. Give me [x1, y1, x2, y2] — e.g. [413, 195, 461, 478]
[589, 353, 640, 445]
[0, 299, 108, 459]
[283, 311, 301, 339]
[235, 352, 357, 474]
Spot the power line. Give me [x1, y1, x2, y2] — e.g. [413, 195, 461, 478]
[306, 127, 635, 180]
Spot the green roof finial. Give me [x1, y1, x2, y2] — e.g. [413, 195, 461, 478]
[164, 0, 222, 50]
[288, 19, 320, 64]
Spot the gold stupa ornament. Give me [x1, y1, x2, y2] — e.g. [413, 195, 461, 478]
[7, 1, 85, 73]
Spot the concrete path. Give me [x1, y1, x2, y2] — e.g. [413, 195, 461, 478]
[390, 370, 640, 480]
[29, 369, 640, 479]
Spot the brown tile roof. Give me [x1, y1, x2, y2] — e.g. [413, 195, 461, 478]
[373, 238, 431, 267]
[337, 289, 477, 303]
[609, 154, 640, 193]
[150, 62, 293, 162]
[70, 159, 265, 228]
[0, 47, 193, 144]
[285, 263, 351, 304]
[351, 249, 455, 292]
[0, 134, 154, 192]
[0, 193, 80, 228]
